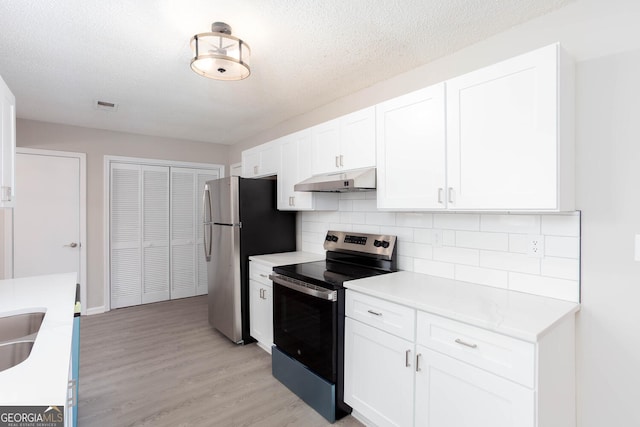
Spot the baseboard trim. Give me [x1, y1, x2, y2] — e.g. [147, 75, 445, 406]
[86, 306, 106, 315]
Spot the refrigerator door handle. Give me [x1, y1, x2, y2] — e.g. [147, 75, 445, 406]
[203, 185, 213, 261]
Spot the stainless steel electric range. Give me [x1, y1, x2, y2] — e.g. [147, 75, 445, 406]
[269, 230, 397, 422]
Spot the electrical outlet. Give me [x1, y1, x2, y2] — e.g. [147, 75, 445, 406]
[432, 229, 443, 248]
[528, 235, 544, 258]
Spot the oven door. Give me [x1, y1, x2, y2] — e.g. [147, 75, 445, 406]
[270, 273, 338, 383]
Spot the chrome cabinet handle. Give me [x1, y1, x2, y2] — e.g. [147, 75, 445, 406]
[405, 349, 411, 367]
[259, 274, 268, 278]
[367, 309, 382, 316]
[68, 379, 77, 407]
[1, 186, 11, 202]
[64, 242, 79, 248]
[437, 188, 444, 204]
[335, 156, 340, 168]
[416, 353, 422, 372]
[339, 155, 344, 167]
[448, 187, 455, 204]
[455, 338, 478, 349]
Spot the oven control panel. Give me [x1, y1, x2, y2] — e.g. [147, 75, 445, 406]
[324, 230, 396, 260]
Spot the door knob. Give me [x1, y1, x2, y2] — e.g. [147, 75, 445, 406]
[64, 242, 79, 248]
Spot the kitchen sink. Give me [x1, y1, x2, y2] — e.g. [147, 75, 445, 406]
[0, 311, 45, 343]
[0, 341, 35, 372]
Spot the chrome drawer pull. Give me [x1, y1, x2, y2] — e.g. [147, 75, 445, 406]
[455, 338, 478, 349]
[367, 309, 382, 316]
[260, 274, 268, 278]
[416, 353, 422, 372]
[405, 349, 411, 367]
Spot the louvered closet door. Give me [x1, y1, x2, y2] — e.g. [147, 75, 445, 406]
[110, 163, 142, 308]
[142, 166, 170, 303]
[171, 168, 197, 299]
[196, 170, 219, 295]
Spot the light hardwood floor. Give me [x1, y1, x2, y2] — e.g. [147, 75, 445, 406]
[79, 296, 364, 427]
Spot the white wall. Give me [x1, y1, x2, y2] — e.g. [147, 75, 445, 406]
[575, 48, 640, 427]
[15, 119, 229, 310]
[230, 1, 640, 425]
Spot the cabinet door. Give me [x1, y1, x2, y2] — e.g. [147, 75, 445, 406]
[415, 346, 534, 427]
[249, 279, 273, 351]
[0, 76, 15, 207]
[344, 318, 415, 427]
[311, 118, 341, 175]
[446, 44, 559, 210]
[260, 142, 281, 177]
[340, 106, 376, 170]
[242, 148, 261, 178]
[279, 131, 315, 210]
[376, 84, 446, 210]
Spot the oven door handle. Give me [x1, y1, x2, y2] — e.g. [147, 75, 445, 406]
[269, 274, 337, 301]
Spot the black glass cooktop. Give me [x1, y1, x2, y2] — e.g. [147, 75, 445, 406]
[273, 260, 391, 290]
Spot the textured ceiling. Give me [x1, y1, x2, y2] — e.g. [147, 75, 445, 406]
[0, 0, 574, 145]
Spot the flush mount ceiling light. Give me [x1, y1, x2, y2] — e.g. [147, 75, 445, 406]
[190, 22, 251, 81]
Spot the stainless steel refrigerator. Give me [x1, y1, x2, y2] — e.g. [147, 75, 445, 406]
[202, 176, 296, 343]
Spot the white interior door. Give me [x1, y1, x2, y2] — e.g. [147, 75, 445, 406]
[13, 149, 86, 307]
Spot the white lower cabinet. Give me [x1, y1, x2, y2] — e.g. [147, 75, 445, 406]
[415, 346, 534, 427]
[344, 318, 415, 427]
[249, 261, 274, 352]
[344, 289, 576, 427]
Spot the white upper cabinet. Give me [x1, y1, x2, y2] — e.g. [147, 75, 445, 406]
[446, 43, 574, 211]
[242, 140, 281, 178]
[376, 83, 446, 210]
[311, 106, 376, 175]
[375, 43, 573, 212]
[278, 130, 339, 211]
[0, 75, 16, 207]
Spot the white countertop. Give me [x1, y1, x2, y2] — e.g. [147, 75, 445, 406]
[0, 272, 77, 405]
[249, 251, 325, 267]
[344, 271, 580, 342]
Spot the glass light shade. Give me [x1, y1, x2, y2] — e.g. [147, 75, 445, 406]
[190, 32, 251, 81]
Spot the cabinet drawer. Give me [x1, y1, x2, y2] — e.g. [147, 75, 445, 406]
[249, 262, 273, 286]
[346, 291, 415, 341]
[416, 311, 535, 388]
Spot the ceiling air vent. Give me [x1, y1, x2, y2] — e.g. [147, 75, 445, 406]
[94, 100, 119, 112]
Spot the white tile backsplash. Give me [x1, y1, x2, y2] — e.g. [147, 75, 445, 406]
[299, 198, 581, 302]
[541, 213, 580, 237]
[545, 236, 580, 258]
[455, 231, 509, 251]
[454, 265, 509, 289]
[433, 213, 481, 231]
[481, 214, 541, 234]
[480, 250, 541, 275]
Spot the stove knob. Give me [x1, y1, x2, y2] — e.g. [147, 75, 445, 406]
[331, 235, 339, 242]
[326, 234, 334, 242]
[373, 240, 382, 247]
[382, 241, 390, 248]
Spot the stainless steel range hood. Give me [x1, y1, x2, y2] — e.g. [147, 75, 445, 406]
[294, 168, 376, 192]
